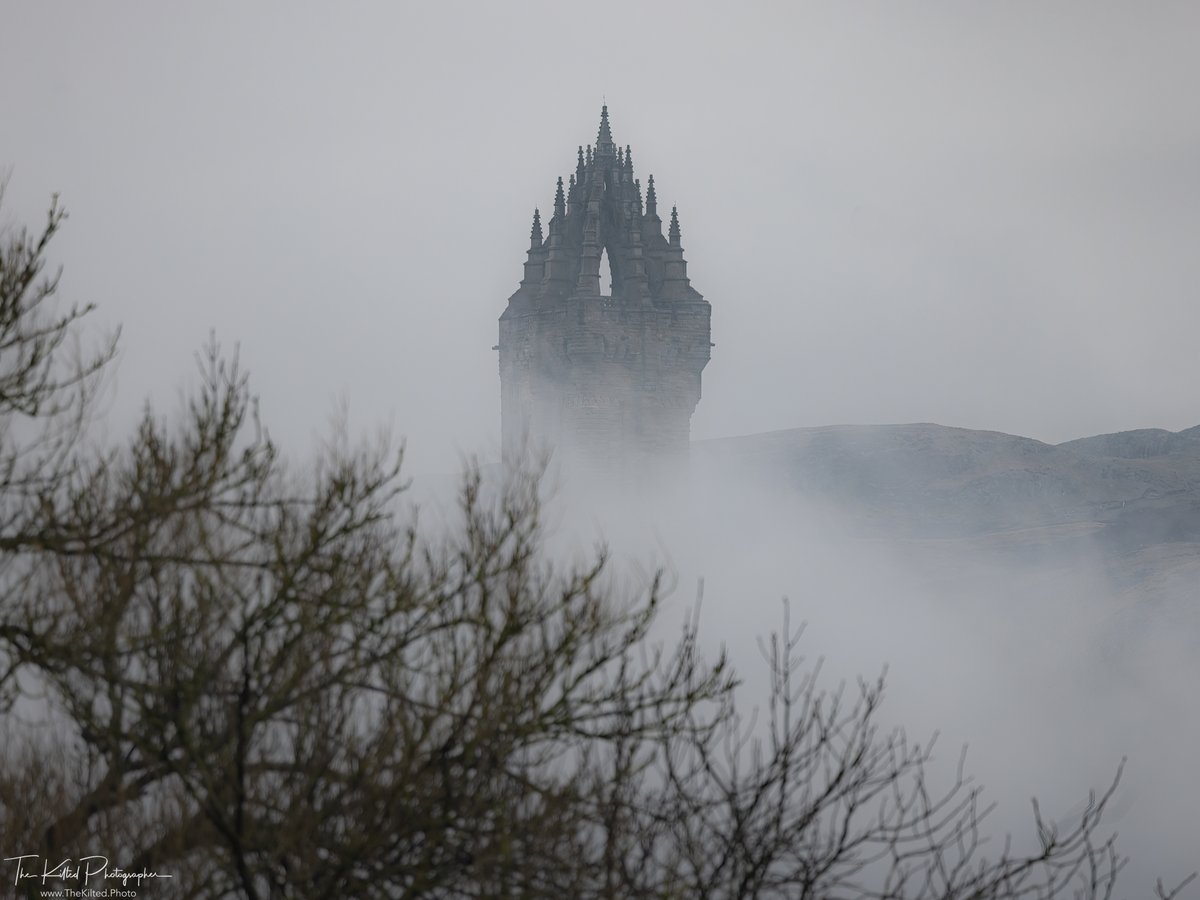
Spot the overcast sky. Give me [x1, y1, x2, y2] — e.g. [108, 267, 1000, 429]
[5, 5, 1200, 886]
[3, 1, 1198, 474]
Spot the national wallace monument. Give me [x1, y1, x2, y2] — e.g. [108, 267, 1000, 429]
[498, 106, 711, 474]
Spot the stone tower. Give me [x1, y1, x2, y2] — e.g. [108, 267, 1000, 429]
[498, 106, 711, 474]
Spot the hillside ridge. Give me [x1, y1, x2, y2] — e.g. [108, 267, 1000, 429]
[695, 421, 1200, 544]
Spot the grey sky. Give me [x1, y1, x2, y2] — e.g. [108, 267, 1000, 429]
[2, 1, 1199, 473]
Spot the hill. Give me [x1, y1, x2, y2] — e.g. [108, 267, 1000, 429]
[694, 423, 1200, 639]
[696, 422, 1200, 546]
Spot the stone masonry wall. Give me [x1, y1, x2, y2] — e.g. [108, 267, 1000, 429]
[499, 294, 710, 474]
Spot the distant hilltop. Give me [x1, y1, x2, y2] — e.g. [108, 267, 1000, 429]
[695, 422, 1200, 548]
[694, 422, 1200, 639]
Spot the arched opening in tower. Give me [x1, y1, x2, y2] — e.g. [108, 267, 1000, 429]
[599, 248, 613, 296]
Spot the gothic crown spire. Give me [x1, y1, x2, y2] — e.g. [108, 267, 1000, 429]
[596, 104, 613, 150]
[509, 104, 701, 304]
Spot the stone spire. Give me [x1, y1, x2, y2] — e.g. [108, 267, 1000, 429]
[659, 205, 692, 299]
[645, 174, 658, 217]
[521, 208, 546, 286]
[530, 208, 542, 246]
[553, 177, 565, 218]
[596, 103, 614, 157]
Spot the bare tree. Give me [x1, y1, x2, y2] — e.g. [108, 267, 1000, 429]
[588, 604, 1196, 900]
[0, 185, 117, 556]
[0, 194, 1193, 899]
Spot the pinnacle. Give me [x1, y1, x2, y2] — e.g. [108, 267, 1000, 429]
[530, 208, 543, 243]
[669, 205, 681, 245]
[597, 103, 613, 147]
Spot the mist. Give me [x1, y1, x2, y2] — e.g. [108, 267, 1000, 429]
[526, 447, 1199, 892]
[3, 0, 1198, 892]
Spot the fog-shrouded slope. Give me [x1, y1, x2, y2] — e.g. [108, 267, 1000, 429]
[1060, 425, 1200, 460]
[696, 422, 1200, 546]
[694, 422, 1200, 648]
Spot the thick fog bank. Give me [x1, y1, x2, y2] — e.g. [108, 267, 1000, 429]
[453, 442, 1200, 894]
